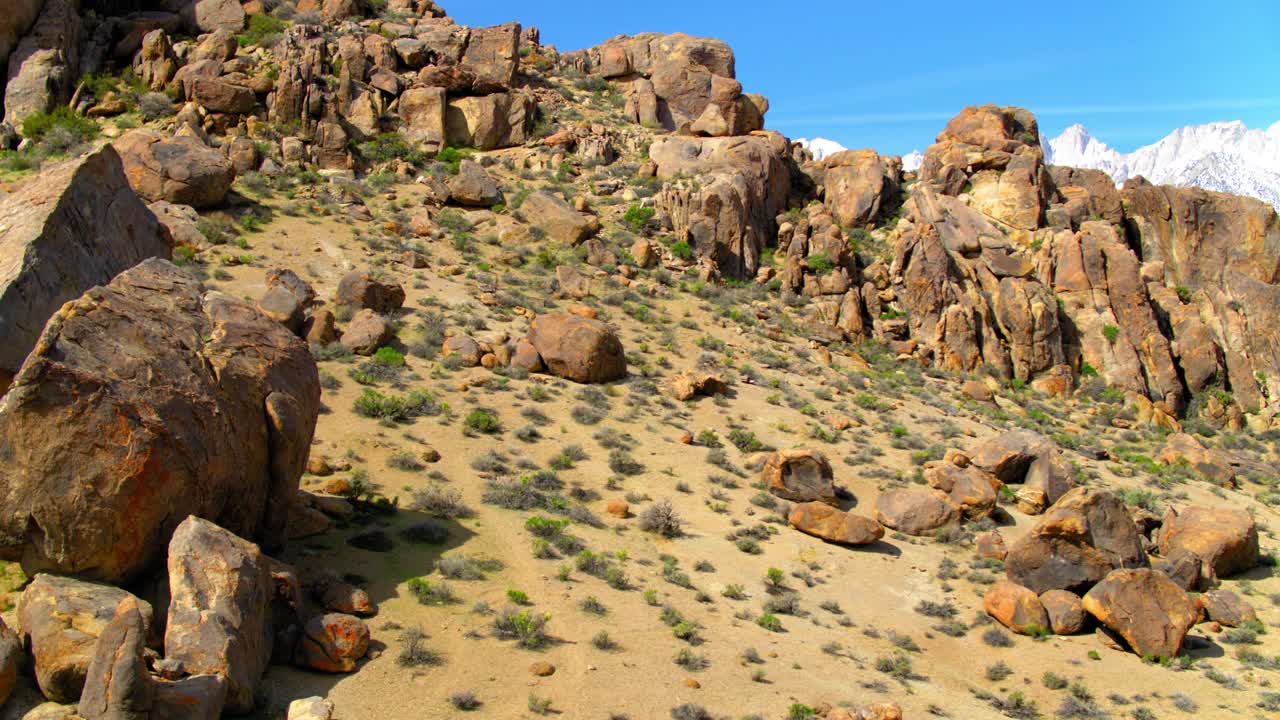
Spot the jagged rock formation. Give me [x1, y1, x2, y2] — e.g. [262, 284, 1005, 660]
[0, 146, 170, 392]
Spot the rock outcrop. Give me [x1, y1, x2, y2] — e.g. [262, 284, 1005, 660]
[651, 132, 793, 280]
[0, 146, 169, 391]
[1004, 488, 1148, 594]
[0, 259, 320, 583]
[1082, 568, 1199, 658]
[524, 313, 626, 384]
[114, 130, 235, 209]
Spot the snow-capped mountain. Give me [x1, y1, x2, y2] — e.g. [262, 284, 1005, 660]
[1044, 121, 1280, 210]
[796, 137, 847, 161]
[798, 137, 925, 171]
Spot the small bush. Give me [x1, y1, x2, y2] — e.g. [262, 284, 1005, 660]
[639, 499, 683, 538]
[492, 606, 551, 649]
[463, 409, 501, 434]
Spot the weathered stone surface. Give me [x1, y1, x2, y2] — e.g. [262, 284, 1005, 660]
[444, 91, 536, 150]
[460, 22, 520, 90]
[1153, 548, 1202, 592]
[1082, 568, 1199, 658]
[923, 462, 997, 520]
[134, 29, 179, 91]
[1158, 506, 1258, 583]
[174, 0, 245, 33]
[288, 696, 334, 720]
[335, 271, 405, 313]
[651, 132, 791, 280]
[0, 260, 319, 583]
[397, 86, 446, 150]
[667, 366, 728, 401]
[1200, 589, 1256, 627]
[875, 487, 959, 536]
[341, 310, 392, 355]
[151, 674, 227, 720]
[18, 575, 153, 704]
[1046, 221, 1184, 411]
[0, 146, 169, 389]
[983, 580, 1050, 634]
[0, 0, 46, 85]
[788, 502, 882, 546]
[148, 201, 204, 249]
[822, 150, 901, 227]
[761, 449, 836, 504]
[0, 615, 22, 707]
[165, 517, 278, 715]
[1005, 488, 1149, 594]
[77, 599, 153, 720]
[525, 313, 625, 384]
[1040, 589, 1086, 635]
[293, 613, 369, 673]
[191, 76, 255, 114]
[521, 190, 597, 244]
[115, 130, 235, 209]
[447, 160, 502, 207]
[4, 0, 82, 130]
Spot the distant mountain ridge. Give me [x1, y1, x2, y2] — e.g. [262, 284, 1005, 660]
[1044, 120, 1280, 211]
[797, 138, 924, 171]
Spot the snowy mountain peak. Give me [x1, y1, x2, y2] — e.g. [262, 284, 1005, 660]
[1044, 120, 1280, 211]
[796, 137, 847, 161]
[798, 138, 924, 172]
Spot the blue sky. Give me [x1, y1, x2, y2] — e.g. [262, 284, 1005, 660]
[447, 1, 1280, 155]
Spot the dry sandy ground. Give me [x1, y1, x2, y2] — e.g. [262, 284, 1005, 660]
[2, 141, 1277, 720]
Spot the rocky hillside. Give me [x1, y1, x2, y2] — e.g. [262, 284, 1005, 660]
[0, 2, 1278, 720]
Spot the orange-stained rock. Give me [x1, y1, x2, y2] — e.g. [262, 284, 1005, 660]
[606, 500, 630, 519]
[875, 487, 958, 536]
[1040, 589, 1086, 635]
[1082, 568, 1200, 659]
[984, 580, 1050, 634]
[1158, 505, 1258, 584]
[526, 313, 625, 384]
[1004, 487, 1148, 594]
[788, 502, 883, 546]
[293, 613, 369, 673]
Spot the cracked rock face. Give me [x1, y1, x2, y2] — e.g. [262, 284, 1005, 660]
[0, 259, 319, 584]
[0, 146, 170, 391]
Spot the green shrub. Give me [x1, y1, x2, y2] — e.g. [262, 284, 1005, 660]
[670, 240, 693, 260]
[623, 205, 655, 231]
[805, 254, 835, 274]
[1102, 324, 1121, 343]
[21, 107, 98, 150]
[239, 13, 288, 46]
[463, 409, 501, 434]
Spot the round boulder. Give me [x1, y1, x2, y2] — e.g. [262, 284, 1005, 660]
[761, 449, 836, 504]
[526, 313, 626, 384]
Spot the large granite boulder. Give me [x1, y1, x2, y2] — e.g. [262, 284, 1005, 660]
[1157, 505, 1259, 584]
[114, 129, 235, 209]
[788, 502, 882, 546]
[761, 449, 836, 504]
[0, 146, 169, 392]
[1004, 488, 1149, 594]
[1082, 568, 1200, 659]
[165, 517, 279, 715]
[18, 575, 153, 703]
[821, 150, 901, 228]
[525, 313, 626, 384]
[0, 259, 320, 583]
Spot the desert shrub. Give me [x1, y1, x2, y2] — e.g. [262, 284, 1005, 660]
[638, 499, 683, 537]
[411, 484, 473, 518]
[492, 606, 551, 649]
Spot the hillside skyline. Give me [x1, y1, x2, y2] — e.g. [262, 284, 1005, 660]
[447, 0, 1280, 156]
